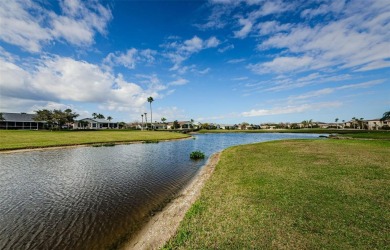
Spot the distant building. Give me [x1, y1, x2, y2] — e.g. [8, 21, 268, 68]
[73, 118, 118, 129]
[0, 112, 46, 130]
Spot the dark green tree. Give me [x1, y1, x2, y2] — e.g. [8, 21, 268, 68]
[381, 111, 390, 121]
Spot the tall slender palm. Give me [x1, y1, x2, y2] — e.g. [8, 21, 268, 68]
[335, 118, 339, 129]
[161, 117, 166, 129]
[141, 114, 144, 130]
[107, 116, 113, 128]
[144, 112, 147, 130]
[147, 97, 154, 130]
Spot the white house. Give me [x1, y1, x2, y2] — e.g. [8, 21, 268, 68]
[73, 118, 118, 129]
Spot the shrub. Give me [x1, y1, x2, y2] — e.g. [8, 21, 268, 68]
[190, 150, 205, 159]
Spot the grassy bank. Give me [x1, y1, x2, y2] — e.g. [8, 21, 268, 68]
[164, 139, 390, 249]
[0, 130, 189, 151]
[198, 129, 390, 139]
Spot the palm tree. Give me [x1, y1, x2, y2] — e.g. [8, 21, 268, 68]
[302, 120, 308, 128]
[141, 114, 144, 130]
[342, 119, 345, 129]
[381, 111, 390, 121]
[107, 116, 113, 128]
[147, 96, 154, 130]
[352, 117, 357, 129]
[335, 118, 339, 129]
[360, 118, 364, 130]
[144, 112, 147, 130]
[161, 117, 166, 129]
[309, 119, 313, 128]
[92, 112, 98, 119]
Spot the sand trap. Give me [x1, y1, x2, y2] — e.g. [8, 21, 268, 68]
[122, 152, 221, 250]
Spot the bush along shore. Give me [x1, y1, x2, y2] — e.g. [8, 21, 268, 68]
[164, 138, 390, 249]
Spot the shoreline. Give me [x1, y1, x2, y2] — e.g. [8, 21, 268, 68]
[121, 152, 222, 250]
[0, 137, 191, 154]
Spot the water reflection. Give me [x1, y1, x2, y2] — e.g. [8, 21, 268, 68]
[0, 133, 324, 249]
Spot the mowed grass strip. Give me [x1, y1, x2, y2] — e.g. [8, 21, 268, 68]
[164, 139, 390, 249]
[0, 130, 189, 150]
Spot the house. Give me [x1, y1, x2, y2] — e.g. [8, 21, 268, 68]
[219, 124, 237, 130]
[0, 112, 46, 130]
[364, 119, 389, 130]
[73, 118, 118, 129]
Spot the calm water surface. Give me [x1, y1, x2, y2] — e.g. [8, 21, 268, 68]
[0, 133, 324, 249]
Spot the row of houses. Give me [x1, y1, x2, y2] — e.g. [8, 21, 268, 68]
[1, 112, 389, 130]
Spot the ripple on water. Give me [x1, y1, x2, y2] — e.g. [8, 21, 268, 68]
[0, 133, 324, 249]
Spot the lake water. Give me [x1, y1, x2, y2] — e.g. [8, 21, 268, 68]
[0, 133, 324, 249]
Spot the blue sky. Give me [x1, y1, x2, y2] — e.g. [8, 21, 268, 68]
[0, 0, 389, 124]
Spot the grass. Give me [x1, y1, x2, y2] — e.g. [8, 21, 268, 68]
[198, 129, 390, 139]
[164, 139, 390, 249]
[0, 130, 189, 151]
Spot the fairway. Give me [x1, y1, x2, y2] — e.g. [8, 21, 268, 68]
[0, 130, 189, 151]
[164, 139, 390, 249]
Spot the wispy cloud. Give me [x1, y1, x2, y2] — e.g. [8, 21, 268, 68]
[162, 35, 220, 71]
[103, 48, 156, 70]
[241, 102, 342, 117]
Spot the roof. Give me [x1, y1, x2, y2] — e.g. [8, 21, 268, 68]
[78, 118, 117, 123]
[1, 112, 45, 122]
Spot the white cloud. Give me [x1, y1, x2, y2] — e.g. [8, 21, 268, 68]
[103, 48, 157, 70]
[241, 102, 342, 117]
[0, 55, 167, 113]
[0, 0, 112, 52]
[234, 18, 253, 39]
[249, 56, 313, 74]
[257, 0, 390, 73]
[218, 44, 234, 53]
[227, 58, 246, 63]
[257, 21, 292, 35]
[163, 35, 220, 71]
[169, 78, 189, 86]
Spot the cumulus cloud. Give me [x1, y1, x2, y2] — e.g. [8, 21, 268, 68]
[0, 54, 166, 113]
[0, 0, 112, 52]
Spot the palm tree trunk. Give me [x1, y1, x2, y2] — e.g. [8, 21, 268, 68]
[150, 103, 153, 130]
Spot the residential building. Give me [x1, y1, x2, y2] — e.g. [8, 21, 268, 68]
[0, 112, 46, 130]
[73, 118, 118, 129]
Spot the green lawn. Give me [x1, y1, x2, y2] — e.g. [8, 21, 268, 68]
[0, 130, 189, 150]
[198, 129, 390, 139]
[164, 139, 390, 249]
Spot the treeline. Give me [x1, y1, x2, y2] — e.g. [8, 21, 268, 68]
[33, 109, 79, 130]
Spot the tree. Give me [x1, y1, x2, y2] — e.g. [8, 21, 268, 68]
[92, 112, 98, 119]
[302, 120, 308, 128]
[97, 113, 105, 119]
[335, 118, 339, 129]
[34, 109, 54, 129]
[144, 112, 148, 129]
[173, 120, 180, 129]
[201, 123, 209, 130]
[141, 114, 144, 130]
[64, 109, 79, 128]
[79, 120, 89, 129]
[380, 111, 390, 121]
[360, 118, 364, 130]
[352, 117, 357, 129]
[0, 113, 4, 121]
[147, 96, 154, 130]
[161, 117, 166, 129]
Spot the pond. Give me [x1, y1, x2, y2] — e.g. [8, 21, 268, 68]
[0, 133, 324, 249]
